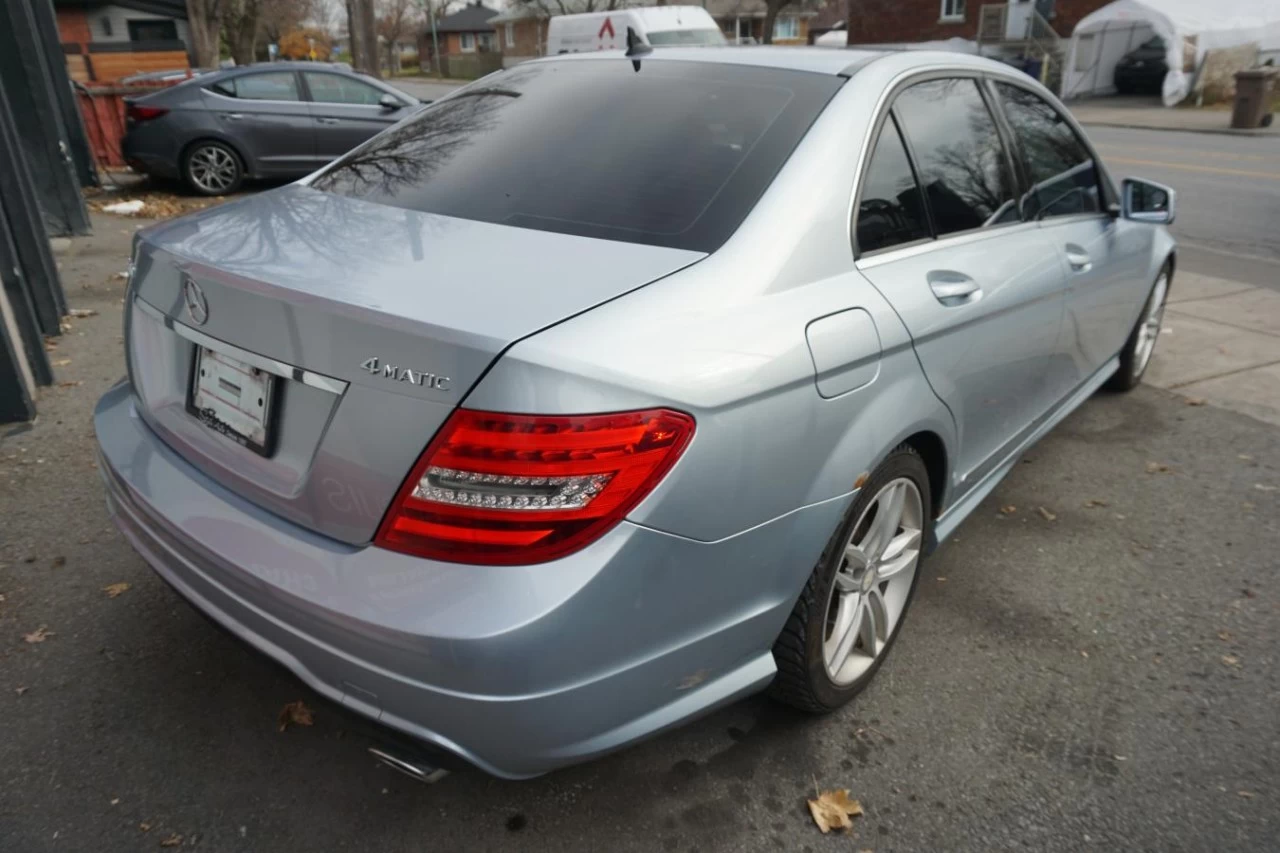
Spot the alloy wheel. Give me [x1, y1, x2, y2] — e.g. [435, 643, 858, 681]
[188, 145, 238, 194]
[1132, 273, 1169, 377]
[823, 478, 924, 686]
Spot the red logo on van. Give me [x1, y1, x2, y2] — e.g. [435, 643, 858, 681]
[598, 17, 615, 39]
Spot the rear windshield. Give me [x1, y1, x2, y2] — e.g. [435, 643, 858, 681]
[310, 60, 842, 251]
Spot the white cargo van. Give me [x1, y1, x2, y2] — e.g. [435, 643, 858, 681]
[546, 6, 726, 54]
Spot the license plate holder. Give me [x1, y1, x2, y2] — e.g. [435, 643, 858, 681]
[186, 345, 278, 457]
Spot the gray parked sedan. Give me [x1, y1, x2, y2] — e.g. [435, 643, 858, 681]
[95, 47, 1176, 779]
[121, 61, 421, 195]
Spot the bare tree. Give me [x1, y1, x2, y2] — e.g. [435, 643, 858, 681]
[222, 0, 263, 65]
[377, 0, 415, 72]
[760, 0, 793, 45]
[186, 0, 227, 67]
[510, 0, 624, 16]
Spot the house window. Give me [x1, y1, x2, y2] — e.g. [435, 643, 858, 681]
[772, 17, 798, 40]
[460, 32, 476, 52]
[127, 19, 178, 42]
[477, 32, 494, 51]
[940, 0, 966, 21]
[505, 22, 514, 48]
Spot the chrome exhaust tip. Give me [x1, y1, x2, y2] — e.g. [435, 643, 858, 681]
[368, 746, 450, 784]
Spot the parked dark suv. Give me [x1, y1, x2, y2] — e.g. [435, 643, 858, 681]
[122, 62, 423, 195]
[1114, 36, 1168, 95]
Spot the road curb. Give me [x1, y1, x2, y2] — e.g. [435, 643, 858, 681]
[1076, 119, 1277, 137]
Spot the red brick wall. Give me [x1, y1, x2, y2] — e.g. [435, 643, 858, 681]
[846, 0, 1110, 45]
[57, 8, 92, 47]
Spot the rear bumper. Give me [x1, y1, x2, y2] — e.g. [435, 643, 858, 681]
[121, 127, 181, 179]
[94, 381, 845, 777]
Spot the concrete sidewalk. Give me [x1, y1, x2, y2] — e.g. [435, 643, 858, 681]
[1070, 96, 1278, 136]
[1147, 271, 1280, 426]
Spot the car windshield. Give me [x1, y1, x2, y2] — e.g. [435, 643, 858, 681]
[645, 29, 727, 46]
[310, 59, 842, 251]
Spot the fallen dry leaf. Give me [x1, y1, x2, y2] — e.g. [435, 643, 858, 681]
[1238, 790, 1255, 799]
[1218, 630, 1232, 642]
[23, 626, 53, 644]
[103, 582, 131, 599]
[67, 308, 98, 318]
[160, 833, 183, 847]
[139, 822, 152, 832]
[1145, 462, 1171, 474]
[1183, 397, 1206, 406]
[807, 789, 864, 834]
[110, 798, 120, 806]
[16, 686, 28, 696]
[999, 505, 1017, 515]
[52, 358, 71, 367]
[1222, 655, 1241, 668]
[1254, 483, 1277, 492]
[57, 380, 83, 388]
[277, 700, 314, 732]
[1238, 454, 1253, 461]
[1082, 499, 1109, 508]
[1037, 506, 1057, 522]
[51, 556, 65, 568]
[1080, 650, 1089, 659]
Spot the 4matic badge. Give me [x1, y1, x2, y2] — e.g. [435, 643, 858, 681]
[360, 357, 450, 391]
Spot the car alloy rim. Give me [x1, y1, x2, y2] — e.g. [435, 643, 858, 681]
[823, 477, 923, 686]
[189, 145, 237, 193]
[1133, 274, 1168, 377]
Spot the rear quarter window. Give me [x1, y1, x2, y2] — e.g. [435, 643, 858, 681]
[310, 60, 842, 252]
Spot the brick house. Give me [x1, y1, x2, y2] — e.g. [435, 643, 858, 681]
[53, 0, 190, 82]
[420, 2, 502, 78]
[706, 0, 823, 46]
[844, 0, 1110, 45]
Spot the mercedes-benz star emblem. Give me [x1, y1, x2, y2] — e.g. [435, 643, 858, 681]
[182, 276, 208, 326]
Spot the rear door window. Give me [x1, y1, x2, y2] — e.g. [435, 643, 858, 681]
[893, 78, 1021, 236]
[855, 116, 930, 254]
[994, 82, 1102, 219]
[210, 72, 301, 101]
[310, 60, 843, 252]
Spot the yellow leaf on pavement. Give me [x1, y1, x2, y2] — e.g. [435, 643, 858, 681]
[1037, 506, 1057, 522]
[159, 833, 183, 847]
[23, 626, 53, 644]
[807, 789, 864, 834]
[277, 700, 314, 732]
[103, 583, 131, 599]
[999, 505, 1017, 515]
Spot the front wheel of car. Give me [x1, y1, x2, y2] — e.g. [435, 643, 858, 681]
[183, 141, 243, 196]
[1107, 265, 1170, 392]
[770, 445, 932, 713]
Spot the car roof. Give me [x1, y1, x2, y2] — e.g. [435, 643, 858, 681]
[528, 46, 1018, 78]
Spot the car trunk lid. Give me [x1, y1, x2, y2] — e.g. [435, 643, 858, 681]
[125, 185, 704, 544]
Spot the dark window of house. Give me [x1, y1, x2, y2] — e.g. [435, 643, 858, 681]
[311, 60, 844, 252]
[127, 19, 178, 42]
[893, 78, 1020, 236]
[856, 116, 930, 254]
[209, 72, 301, 101]
[305, 72, 384, 106]
[995, 82, 1102, 219]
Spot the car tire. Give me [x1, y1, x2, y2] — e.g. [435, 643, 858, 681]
[769, 444, 932, 713]
[1107, 264, 1171, 392]
[183, 140, 244, 196]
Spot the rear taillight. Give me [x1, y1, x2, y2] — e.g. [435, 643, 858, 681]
[375, 408, 695, 565]
[126, 103, 169, 122]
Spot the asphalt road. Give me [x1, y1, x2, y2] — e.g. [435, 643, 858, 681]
[1087, 125, 1280, 288]
[1, 218, 1278, 851]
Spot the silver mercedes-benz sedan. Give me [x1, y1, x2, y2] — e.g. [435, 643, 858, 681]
[95, 47, 1176, 779]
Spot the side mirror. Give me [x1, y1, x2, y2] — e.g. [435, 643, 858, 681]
[378, 93, 402, 111]
[1121, 177, 1176, 225]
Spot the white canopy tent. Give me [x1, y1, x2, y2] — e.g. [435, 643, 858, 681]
[1063, 0, 1280, 105]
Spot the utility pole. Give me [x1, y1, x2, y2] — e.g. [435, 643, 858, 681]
[361, 0, 381, 78]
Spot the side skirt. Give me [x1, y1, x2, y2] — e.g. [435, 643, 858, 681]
[933, 355, 1119, 545]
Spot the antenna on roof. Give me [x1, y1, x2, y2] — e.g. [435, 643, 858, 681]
[626, 26, 652, 71]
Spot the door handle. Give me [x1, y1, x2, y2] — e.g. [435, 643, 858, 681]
[927, 271, 982, 305]
[1065, 244, 1092, 273]
[220, 112, 244, 120]
[315, 117, 340, 125]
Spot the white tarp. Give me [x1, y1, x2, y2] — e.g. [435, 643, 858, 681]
[1065, 0, 1280, 105]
